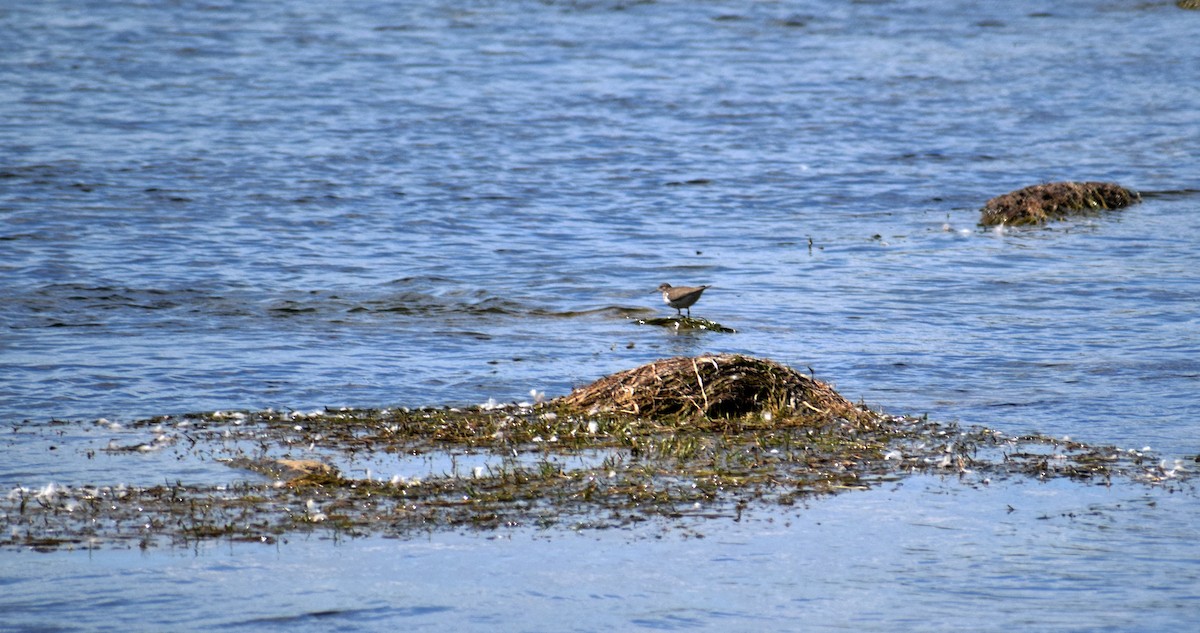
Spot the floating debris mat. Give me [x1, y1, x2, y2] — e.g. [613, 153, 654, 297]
[1, 356, 1189, 551]
[980, 181, 1139, 226]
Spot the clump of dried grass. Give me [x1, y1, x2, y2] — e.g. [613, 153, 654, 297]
[980, 181, 1139, 226]
[557, 354, 873, 426]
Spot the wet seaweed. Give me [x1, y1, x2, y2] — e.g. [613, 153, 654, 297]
[634, 316, 735, 333]
[1, 357, 1189, 551]
[979, 181, 1140, 226]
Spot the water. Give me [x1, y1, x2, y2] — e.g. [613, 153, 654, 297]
[2, 479, 1197, 632]
[2, 0, 1199, 629]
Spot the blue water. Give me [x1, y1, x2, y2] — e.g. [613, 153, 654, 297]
[2, 0, 1199, 630]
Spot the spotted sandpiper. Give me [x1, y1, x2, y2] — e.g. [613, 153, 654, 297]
[656, 283, 710, 317]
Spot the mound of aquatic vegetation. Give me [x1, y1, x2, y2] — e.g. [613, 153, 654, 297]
[980, 181, 1139, 226]
[559, 354, 865, 421]
[634, 315, 735, 333]
[1, 355, 1188, 552]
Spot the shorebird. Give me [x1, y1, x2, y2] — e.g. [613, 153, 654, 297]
[656, 283, 710, 317]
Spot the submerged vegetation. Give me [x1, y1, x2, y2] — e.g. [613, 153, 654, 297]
[979, 181, 1140, 226]
[2, 355, 1188, 552]
[634, 315, 736, 332]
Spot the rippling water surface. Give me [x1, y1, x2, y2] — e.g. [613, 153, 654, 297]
[2, 0, 1199, 630]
